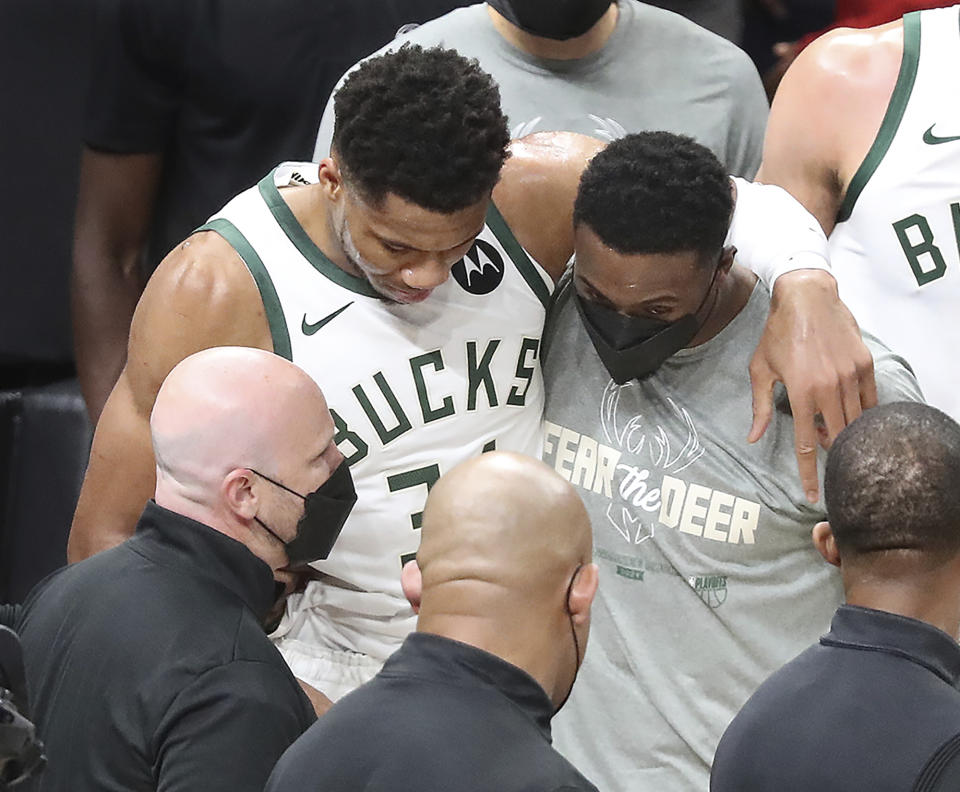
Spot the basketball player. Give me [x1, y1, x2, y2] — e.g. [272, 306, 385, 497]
[70, 45, 874, 701]
[542, 131, 921, 792]
[758, 4, 960, 420]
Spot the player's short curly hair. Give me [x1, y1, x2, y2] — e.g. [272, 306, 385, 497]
[331, 44, 510, 213]
[573, 132, 732, 262]
[825, 402, 960, 560]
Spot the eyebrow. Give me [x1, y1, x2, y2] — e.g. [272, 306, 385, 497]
[374, 224, 485, 254]
[575, 274, 615, 306]
[575, 273, 679, 308]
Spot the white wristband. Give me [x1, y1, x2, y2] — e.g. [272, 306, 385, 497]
[726, 176, 832, 290]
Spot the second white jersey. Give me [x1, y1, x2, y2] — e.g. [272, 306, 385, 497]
[829, 5, 960, 419]
[203, 163, 552, 660]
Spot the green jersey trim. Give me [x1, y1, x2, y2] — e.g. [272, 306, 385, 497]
[837, 11, 921, 224]
[197, 218, 293, 361]
[485, 201, 552, 309]
[257, 170, 380, 298]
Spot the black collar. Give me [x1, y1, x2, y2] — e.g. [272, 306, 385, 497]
[821, 604, 960, 686]
[128, 501, 276, 621]
[383, 632, 556, 738]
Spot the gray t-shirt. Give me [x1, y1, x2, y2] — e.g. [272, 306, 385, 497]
[541, 276, 924, 792]
[313, 1, 767, 177]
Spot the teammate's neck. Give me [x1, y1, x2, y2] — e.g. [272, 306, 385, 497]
[486, 2, 619, 60]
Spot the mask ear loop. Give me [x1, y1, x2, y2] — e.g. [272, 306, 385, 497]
[249, 469, 306, 500]
[691, 251, 725, 325]
[565, 563, 584, 659]
[556, 563, 585, 714]
[248, 469, 304, 550]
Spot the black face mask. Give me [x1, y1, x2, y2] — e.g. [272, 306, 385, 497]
[488, 0, 613, 40]
[555, 563, 585, 715]
[574, 261, 721, 385]
[252, 462, 357, 567]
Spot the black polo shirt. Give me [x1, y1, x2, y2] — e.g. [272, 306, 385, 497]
[711, 605, 960, 792]
[17, 501, 315, 791]
[266, 631, 599, 792]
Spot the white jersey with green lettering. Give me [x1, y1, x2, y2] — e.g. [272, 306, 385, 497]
[201, 163, 551, 666]
[829, 5, 960, 420]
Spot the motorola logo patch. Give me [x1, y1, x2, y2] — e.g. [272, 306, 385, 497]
[452, 239, 505, 295]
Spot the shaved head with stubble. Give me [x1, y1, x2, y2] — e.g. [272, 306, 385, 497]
[150, 346, 342, 574]
[401, 451, 598, 709]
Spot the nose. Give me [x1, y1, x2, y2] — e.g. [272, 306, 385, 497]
[401, 256, 452, 291]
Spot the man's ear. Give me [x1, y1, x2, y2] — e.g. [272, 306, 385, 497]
[812, 521, 841, 567]
[223, 468, 258, 520]
[317, 157, 344, 199]
[568, 563, 599, 625]
[401, 559, 423, 614]
[719, 245, 737, 275]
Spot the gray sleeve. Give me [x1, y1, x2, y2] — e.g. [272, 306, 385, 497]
[863, 331, 926, 406]
[722, 51, 768, 179]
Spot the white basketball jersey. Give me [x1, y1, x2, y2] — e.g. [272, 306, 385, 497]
[829, 5, 960, 419]
[202, 163, 551, 660]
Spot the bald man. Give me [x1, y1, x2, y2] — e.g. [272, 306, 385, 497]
[15, 347, 356, 792]
[265, 452, 600, 792]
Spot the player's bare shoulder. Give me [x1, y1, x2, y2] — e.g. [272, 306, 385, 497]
[493, 132, 605, 281]
[760, 21, 905, 232]
[126, 230, 273, 406]
[778, 22, 904, 171]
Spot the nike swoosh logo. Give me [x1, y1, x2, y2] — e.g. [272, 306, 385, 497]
[301, 301, 353, 336]
[923, 124, 960, 145]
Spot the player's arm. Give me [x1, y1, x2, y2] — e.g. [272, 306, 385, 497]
[729, 175, 876, 503]
[744, 26, 903, 501]
[72, 148, 163, 424]
[67, 232, 272, 562]
[75, 0, 192, 422]
[493, 132, 606, 283]
[756, 23, 903, 235]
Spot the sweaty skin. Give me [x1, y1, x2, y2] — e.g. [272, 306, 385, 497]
[757, 20, 904, 236]
[408, 452, 597, 707]
[69, 130, 869, 561]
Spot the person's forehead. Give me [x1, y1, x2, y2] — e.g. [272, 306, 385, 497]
[575, 226, 703, 292]
[356, 191, 488, 251]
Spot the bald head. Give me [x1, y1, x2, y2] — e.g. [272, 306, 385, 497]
[408, 452, 596, 707]
[417, 452, 592, 605]
[151, 347, 331, 508]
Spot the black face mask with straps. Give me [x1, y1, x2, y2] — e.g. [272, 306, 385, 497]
[488, 0, 613, 40]
[252, 462, 357, 567]
[574, 258, 722, 385]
